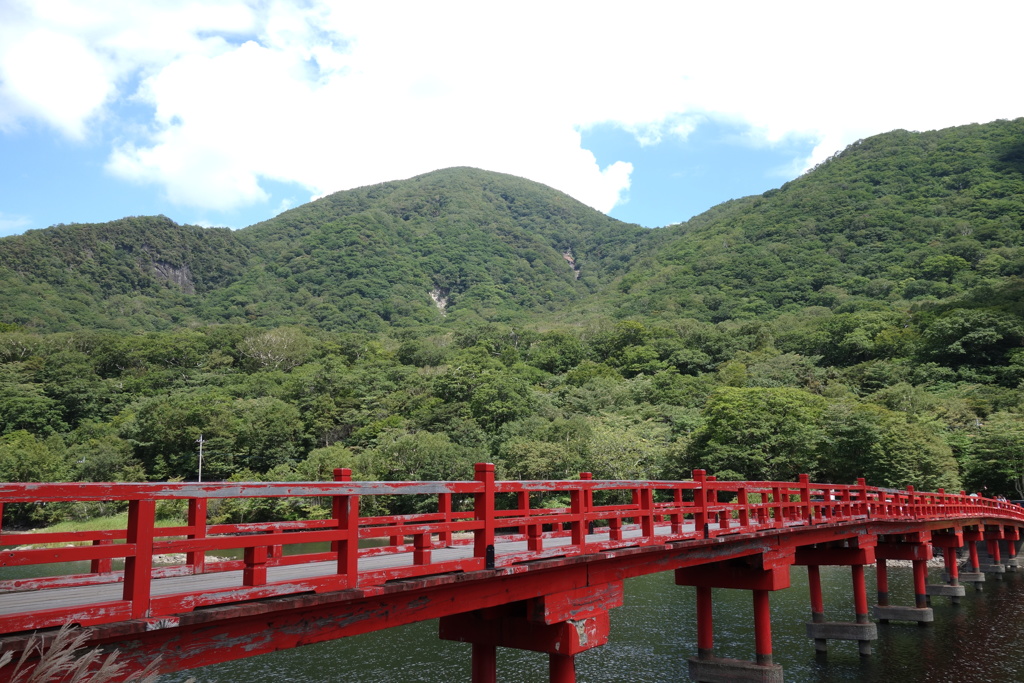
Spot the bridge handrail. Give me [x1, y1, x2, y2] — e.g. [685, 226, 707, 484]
[2, 467, 1024, 635]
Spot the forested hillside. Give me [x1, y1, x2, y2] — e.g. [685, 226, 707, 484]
[1, 120, 1022, 526]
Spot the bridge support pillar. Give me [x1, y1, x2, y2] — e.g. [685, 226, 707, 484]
[676, 554, 790, 682]
[1004, 527, 1022, 570]
[980, 527, 1006, 578]
[929, 532, 965, 604]
[439, 583, 622, 683]
[796, 540, 878, 657]
[871, 536, 933, 625]
[961, 529, 987, 590]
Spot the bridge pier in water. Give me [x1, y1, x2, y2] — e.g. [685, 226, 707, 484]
[928, 531, 966, 604]
[438, 583, 622, 683]
[871, 532, 933, 625]
[1001, 526, 1022, 571]
[796, 539, 877, 657]
[676, 555, 787, 682]
[959, 527, 988, 589]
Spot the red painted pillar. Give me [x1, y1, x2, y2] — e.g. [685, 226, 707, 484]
[876, 559, 889, 606]
[807, 565, 824, 622]
[945, 546, 960, 584]
[471, 643, 497, 683]
[987, 539, 1002, 564]
[968, 539, 981, 572]
[753, 589, 774, 667]
[807, 564, 826, 653]
[549, 653, 575, 683]
[852, 564, 871, 656]
[695, 585, 714, 659]
[913, 559, 928, 609]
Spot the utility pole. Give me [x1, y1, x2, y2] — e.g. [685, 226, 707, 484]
[197, 434, 204, 483]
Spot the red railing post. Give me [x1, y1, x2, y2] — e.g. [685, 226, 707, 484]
[516, 489, 531, 537]
[123, 498, 155, 619]
[570, 486, 586, 548]
[91, 539, 113, 574]
[187, 497, 207, 574]
[671, 487, 684, 534]
[771, 485, 783, 528]
[639, 485, 655, 539]
[243, 545, 268, 586]
[580, 471, 593, 511]
[333, 468, 359, 587]
[693, 470, 708, 537]
[737, 486, 750, 528]
[707, 475, 719, 529]
[474, 463, 496, 569]
[438, 492, 453, 546]
[414, 533, 432, 565]
[799, 474, 812, 524]
[573, 472, 592, 547]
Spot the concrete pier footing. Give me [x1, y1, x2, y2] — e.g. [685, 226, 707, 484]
[871, 605, 933, 623]
[688, 657, 784, 683]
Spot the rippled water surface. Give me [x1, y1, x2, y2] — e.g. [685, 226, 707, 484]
[161, 564, 1024, 682]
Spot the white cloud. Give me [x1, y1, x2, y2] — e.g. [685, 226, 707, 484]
[0, 212, 32, 237]
[2, 1, 1022, 216]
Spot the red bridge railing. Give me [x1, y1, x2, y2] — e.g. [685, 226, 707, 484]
[1, 466, 1022, 635]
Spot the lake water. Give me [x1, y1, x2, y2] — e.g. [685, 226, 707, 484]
[159, 563, 1024, 682]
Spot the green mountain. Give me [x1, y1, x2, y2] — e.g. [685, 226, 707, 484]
[1, 120, 1022, 511]
[0, 168, 650, 332]
[615, 118, 1024, 322]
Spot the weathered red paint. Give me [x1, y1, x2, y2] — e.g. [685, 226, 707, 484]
[2, 468, 1024, 681]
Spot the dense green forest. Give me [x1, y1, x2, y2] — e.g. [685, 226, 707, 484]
[1, 119, 1023, 525]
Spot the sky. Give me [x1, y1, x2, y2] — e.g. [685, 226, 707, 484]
[1, 1, 1022, 238]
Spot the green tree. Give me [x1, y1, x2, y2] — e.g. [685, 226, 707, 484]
[962, 412, 1024, 497]
[684, 387, 827, 480]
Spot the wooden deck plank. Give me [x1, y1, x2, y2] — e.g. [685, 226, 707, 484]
[0, 525, 691, 619]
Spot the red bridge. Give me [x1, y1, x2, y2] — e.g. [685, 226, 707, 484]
[2, 465, 1023, 682]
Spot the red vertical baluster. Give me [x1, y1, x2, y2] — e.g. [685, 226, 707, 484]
[333, 468, 359, 587]
[124, 498, 155, 619]
[738, 487, 750, 529]
[799, 474, 812, 524]
[692, 470, 708, 538]
[187, 497, 207, 574]
[474, 463, 496, 569]
[671, 487, 684, 534]
[438, 492, 453, 546]
[91, 539, 113, 574]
